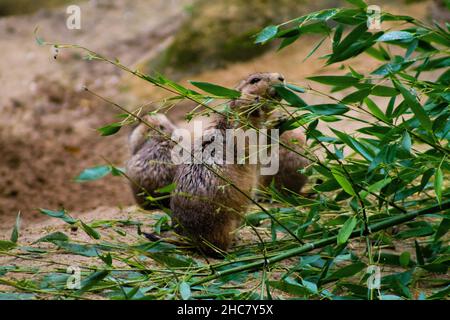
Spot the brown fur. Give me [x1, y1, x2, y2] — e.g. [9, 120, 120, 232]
[260, 127, 310, 195]
[170, 72, 284, 255]
[126, 114, 177, 208]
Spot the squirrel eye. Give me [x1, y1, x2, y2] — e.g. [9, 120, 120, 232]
[249, 77, 261, 84]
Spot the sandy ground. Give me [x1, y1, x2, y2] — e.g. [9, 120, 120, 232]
[0, 0, 192, 233]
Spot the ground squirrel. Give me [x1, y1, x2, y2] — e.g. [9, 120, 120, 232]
[126, 114, 177, 208]
[170, 72, 285, 255]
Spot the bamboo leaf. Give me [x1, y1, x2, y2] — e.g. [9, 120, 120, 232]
[75, 165, 112, 182]
[255, 25, 278, 44]
[80, 221, 101, 240]
[434, 218, 450, 242]
[274, 85, 307, 108]
[337, 216, 358, 245]
[190, 81, 240, 98]
[180, 282, 192, 300]
[10, 212, 20, 243]
[307, 75, 360, 86]
[364, 98, 389, 122]
[306, 104, 349, 116]
[434, 168, 443, 204]
[39, 208, 77, 225]
[34, 232, 69, 244]
[377, 31, 414, 42]
[393, 80, 432, 131]
[331, 167, 356, 196]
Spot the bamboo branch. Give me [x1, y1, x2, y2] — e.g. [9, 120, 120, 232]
[191, 199, 450, 286]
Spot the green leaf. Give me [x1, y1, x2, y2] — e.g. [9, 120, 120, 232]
[39, 208, 77, 225]
[415, 240, 424, 266]
[53, 241, 99, 257]
[268, 278, 311, 296]
[307, 76, 360, 86]
[305, 104, 349, 116]
[274, 85, 307, 108]
[326, 262, 366, 280]
[365, 46, 390, 61]
[337, 216, 358, 245]
[35, 36, 45, 46]
[285, 83, 306, 93]
[331, 128, 374, 161]
[80, 221, 101, 240]
[255, 25, 278, 44]
[428, 285, 450, 300]
[76, 270, 109, 295]
[75, 165, 112, 182]
[149, 253, 195, 268]
[99, 253, 113, 266]
[434, 218, 450, 242]
[399, 252, 411, 267]
[331, 167, 356, 196]
[179, 282, 192, 300]
[189, 81, 240, 98]
[364, 98, 389, 122]
[0, 240, 16, 251]
[303, 36, 327, 61]
[34, 232, 69, 244]
[10, 212, 20, 243]
[393, 80, 432, 131]
[97, 123, 122, 136]
[400, 131, 412, 153]
[155, 182, 177, 194]
[329, 23, 377, 63]
[434, 168, 443, 204]
[396, 226, 434, 239]
[377, 31, 414, 42]
[0, 293, 35, 300]
[342, 88, 371, 103]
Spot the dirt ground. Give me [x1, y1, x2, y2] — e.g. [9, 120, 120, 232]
[0, 0, 192, 232]
[0, 0, 435, 237]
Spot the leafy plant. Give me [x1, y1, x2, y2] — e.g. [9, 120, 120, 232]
[0, 0, 448, 300]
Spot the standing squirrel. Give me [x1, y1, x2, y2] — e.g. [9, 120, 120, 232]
[170, 72, 285, 255]
[126, 114, 177, 209]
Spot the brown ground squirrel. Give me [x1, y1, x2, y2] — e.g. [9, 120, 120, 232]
[126, 114, 177, 208]
[170, 72, 285, 255]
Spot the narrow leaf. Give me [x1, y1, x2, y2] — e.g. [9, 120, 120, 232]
[75, 165, 112, 182]
[190, 81, 240, 98]
[434, 168, 443, 204]
[331, 167, 356, 196]
[255, 25, 279, 44]
[10, 212, 21, 243]
[338, 216, 358, 245]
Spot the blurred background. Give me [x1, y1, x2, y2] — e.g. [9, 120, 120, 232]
[0, 0, 446, 233]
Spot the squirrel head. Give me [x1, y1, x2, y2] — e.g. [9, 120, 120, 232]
[235, 72, 285, 100]
[229, 72, 285, 124]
